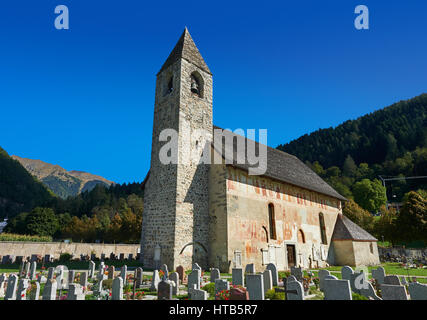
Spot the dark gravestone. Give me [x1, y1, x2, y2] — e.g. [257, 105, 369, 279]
[119, 253, 125, 261]
[176, 265, 185, 283]
[157, 280, 173, 300]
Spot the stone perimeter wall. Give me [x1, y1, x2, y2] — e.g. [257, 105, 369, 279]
[0, 242, 139, 259]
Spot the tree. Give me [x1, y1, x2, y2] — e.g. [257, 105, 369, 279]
[394, 191, 427, 243]
[343, 155, 358, 178]
[343, 200, 375, 234]
[374, 205, 397, 244]
[352, 179, 387, 212]
[25, 207, 59, 237]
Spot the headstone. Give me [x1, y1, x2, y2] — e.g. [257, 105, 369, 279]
[112, 277, 124, 300]
[266, 263, 278, 286]
[360, 282, 381, 300]
[108, 265, 115, 279]
[210, 268, 220, 283]
[42, 279, 58, 300]
[90, 254, 96, 261]
[287, 280, 304, 300]
[290, 266, 303, 282]
[176, 265, 185, 282]
[0, 274, 6, 298]
[5, 274, 18, 300]
[384, 275, 401, 285]
[246, 274, 264, 300]
[318, 269, 331, 291]
[120, 265, 127, 285]
[381, 284, 408, 300]
[16, 278, 29, 300]
[341, 266, 354, 282]
[47, 267, 55, 280]
[189, 286, 207, 300]
[245, 263, 255, 274]
[128, 254, 133, 260]
[160, 264, 169, 278]
[150, 270, 160, 291]
[287, 275, 297, 284]
[101, 253, 106, 261]
[56, 268, 65, 290]
[232, 268, 244, 286]
[23, 261, 30, 278]
[67, 283, 85, 300]
[89, 261, 96, 278]
[68, 270, 76, 284]
[324, 279, 352, 300]
[169, 272, 180, 295]
[80, 271, 88, 288]
[158, 279, 173, 300]
[119, 253, 125, 260]
[262, 269, 273, 293]
[350, 270, 366, 294]
[408, 282, 427, 300]
[135, 267, 143, 288]
[214, 279, 230, 297]
[44, 254, 52, 263]
[371, 266, 385, 284]
[188, 269, 201, 290]
[19, 260, 25, 276]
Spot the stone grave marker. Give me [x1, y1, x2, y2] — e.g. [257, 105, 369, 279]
[350, 270, 366, 294]
[246, 274, 264, 300]
[384, 275, 401, 285]
[214, 279, 230, 297]
[341, 266, 354, 282]
[210, 268, 220, 283]
[189, 285, 208, 300]
[360, 282, 381, 300]
[158, 279, 173, 300]
[135, 267, 143, 288]
[287, 280, 304, 300]
[169, 272, 180, 295]
[371, 266, 385, 284]
[89, 261, 96, 278]
[80, 271, 88, 288]
[232, 268, 244, 286]
[188, 269, 201, 290]
[121, 265, 128, 285]
[16, 278, 29, 300]
[108, 265, 115, 279]
[68, 270, 76, 284]
[160, 264, 169, 278]
[290, 266, 303, 282]
[408, 282, 427, 300]
[42, 279, 58, 300]
[176, 265, 185, 283]
[262, 269, 273, 293]
[112, 277, 124, 300]
[318, 269, 331, 291]
[324, 279, 352, 300]
[381, 284, 408, 300]
[47, 267, 55, 280]
[150, 270, 160, 291]
[266, 263, 278, 286]
[67, 283, 85, 300]
[192, 263, 202, 271]
[5, 274, 18, 300]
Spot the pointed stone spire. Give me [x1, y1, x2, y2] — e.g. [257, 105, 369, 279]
[158, 27, 211, 75]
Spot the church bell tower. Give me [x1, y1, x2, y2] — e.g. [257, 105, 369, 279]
[140, 28, 213, 271]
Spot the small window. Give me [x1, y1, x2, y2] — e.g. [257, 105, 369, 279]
[369, 243, 374, 254]
[268, 203, 277, 240]
[298, 229, 305, 243]
[319, 212, 327, 245]
[190, 72, 204, 98]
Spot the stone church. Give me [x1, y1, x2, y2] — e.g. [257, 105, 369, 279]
[140, 28, 380, 272]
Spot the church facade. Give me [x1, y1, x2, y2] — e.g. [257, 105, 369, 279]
[140, 28, 380, 272]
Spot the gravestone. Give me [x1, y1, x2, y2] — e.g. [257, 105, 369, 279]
[16, 278, 29, 300]
[128, 254, 133, 260]
[176, 265, 185, 283]
[89, 261, 96, 278]
[371, 266, 385, 284]
[215, 279, 230, 297]
[135, 267, 143, 288]
[318, 269, 331, 291]
[158, 279, 173, 300]
[341, 266, 354, 282]
[169, 272, 180, 295]
[120, 265, 128, 285]
[188, 269, 201, 290]
[94, 280, 103, 295]
[47, 267, 55, 280]
[23, 261, 30, 278]
[232, 268, 244, 286]
[119, 253, 125, 260]
[68, 270, 76, 284]
[90, 254, 96, 261]
[44, 254, 52, 263]
[210, 268, 220, 283]
[80, 271, 88, 288]
[262, 269, 273, 293]
[192, 263, 202, 271]
[150, 270, 160, 291]
[108, 265, 115, 279]
[324, 279, 352, 300]
[42, 279, 58, 300]
[56, 268, 65, 290]
[381, 284, 408, 300]
[67, 283, 85, 300]
[287, 280, 304, 300]
[290, 266, 303, 282]
[266, 263, 278, 286]
[286, 275, 297, 284]
[160, 264, 169, 278]
[246, 274, 264, 300]
[189, 286, 207, 300]
[19, 260, 25, 276]
[360, 282, 381, 300]
[101, 253, 106, 261]
[350, 270, 366, 294]
[0, 274, 6, 298]
[384, 275, 401, 285]
[408, 282, 427, 300]
[245, 263, 255, 274]
[5, 274, 18, 300]
[112, 277, 124, 300]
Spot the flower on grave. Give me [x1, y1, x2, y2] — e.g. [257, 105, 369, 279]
[41, 266, 46, 270]
[159, 270, 165, 278]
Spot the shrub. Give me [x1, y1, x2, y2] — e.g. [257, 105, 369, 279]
[0, 233, 52, 242]
[265, 289, 285, 300]
[352, 292, 369, 300]
[59, 252, 72, 262]
[202, 283, 215, 296]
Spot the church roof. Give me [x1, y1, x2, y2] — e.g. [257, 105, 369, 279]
[212, 126, 347, 201]
[332, 214, 377, 241]
[158, 27, 211, 75]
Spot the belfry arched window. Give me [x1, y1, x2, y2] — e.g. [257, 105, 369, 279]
[319, 212, 327, 245]
[190, 71, 204, 98]
[268, 203, 277, 240]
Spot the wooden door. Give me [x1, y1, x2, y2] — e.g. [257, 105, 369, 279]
[287, 245, 296, 268]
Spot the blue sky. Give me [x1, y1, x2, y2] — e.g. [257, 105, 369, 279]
[1, 1, 426, 183]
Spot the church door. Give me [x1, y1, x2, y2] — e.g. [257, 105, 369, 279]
[286, 245, 296, 268]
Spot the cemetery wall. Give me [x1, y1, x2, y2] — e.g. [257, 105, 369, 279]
[224, 166, 342, 272]
[0, 241, 139, 259]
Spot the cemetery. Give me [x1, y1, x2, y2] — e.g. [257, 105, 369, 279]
[1, 253, 427, 300]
